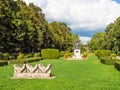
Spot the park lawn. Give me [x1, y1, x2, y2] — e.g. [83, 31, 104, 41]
[0, 53, 120, 90]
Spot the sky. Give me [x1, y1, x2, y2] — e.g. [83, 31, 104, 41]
[24, 0, 120, 44]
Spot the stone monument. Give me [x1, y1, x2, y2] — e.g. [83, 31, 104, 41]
[73, 41, 82, 59]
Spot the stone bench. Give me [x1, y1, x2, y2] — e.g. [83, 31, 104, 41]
[13, 64, 53, 78]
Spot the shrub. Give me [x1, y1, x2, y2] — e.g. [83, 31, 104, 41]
[100, 57, 120, 65]
[17, 53, 24, 60]
[64, 53, 73, 59]
[110, 53, 116, 59]
[82, 53, 88, 59]
[0, 61, 8, 66]
[3, 53, 9, 60]
[94, 50, 111, 58]
[0, 52, 3, 59]
[9, 60, 25, 64]
[33, 53, 40, 58]
[60, 51, 66, 57]
[41, 49, 59, 59]
[9, 57, 42, 64]
[24, 53, 33, 58]
[115, 61, 120, 71]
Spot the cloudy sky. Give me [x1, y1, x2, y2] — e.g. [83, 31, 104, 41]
[24, 0, 120, 44]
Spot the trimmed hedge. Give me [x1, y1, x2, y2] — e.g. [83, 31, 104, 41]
[41, 49, 59, 59]
[94, 50, 111, 58]
[100, 57, 120, 65]
[115, 61, 120, 71]
[9, 57, 42, 64]
[0, 61, 8, 66]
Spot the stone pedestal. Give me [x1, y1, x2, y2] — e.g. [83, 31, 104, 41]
[73, 49, 82, 59]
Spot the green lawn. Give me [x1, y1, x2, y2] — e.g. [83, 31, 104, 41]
[0, 53, 120, 90]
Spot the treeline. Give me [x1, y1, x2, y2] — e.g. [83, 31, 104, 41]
[88, 17, 120, 55]
[0, 0, 79, 53]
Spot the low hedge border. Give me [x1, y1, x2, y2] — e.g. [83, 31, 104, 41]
[100, 58, 120, 65]
[115, 61, 120, 71]
[9, 57, 42, 64]
[0, 61, 8, 66]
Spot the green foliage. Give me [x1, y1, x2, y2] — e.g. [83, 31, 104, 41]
[64, 53, 73, 59]
[24, 53, 33, 58]
[82, 53, 88, 58]
[33, 53, 40, 58]
[9, 57, 41, 64]
[110, 53, 117, 59]
[3, 53, 9, 60]
[17, 53, 24, 60]
[100, 57, 120, 65]
[41, 49, 59, 59]
[94, 50, 111, 58]
[0, 52, 3, 60]
[104, 17, 120, 55]
[88, 32, 105, 50]
[48, 22, 80, 51]
[115, 61, 120, 71]
[0, 61, 8, 66]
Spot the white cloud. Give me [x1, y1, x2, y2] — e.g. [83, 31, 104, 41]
[23, 0, 120, 31]
[80, 36, 91, 44]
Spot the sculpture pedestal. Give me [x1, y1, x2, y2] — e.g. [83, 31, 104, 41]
[73, 49, 82, 59]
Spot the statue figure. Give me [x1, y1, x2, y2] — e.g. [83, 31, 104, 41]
[74, 42, 80, 49]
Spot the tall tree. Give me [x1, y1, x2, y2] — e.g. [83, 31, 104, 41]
[88, 32, 105, 50]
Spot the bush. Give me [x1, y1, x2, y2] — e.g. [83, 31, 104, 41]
[110, 53, 116, 59]
[41, 49, 59, 59]
[25, 53, 33, 58]
[115, 61, 120, 71]
[100, 57, 120, 65]
[33, 53, 40, 58]
[0, 52, 3, 59]
[64, 53, 73, 59]
[9, 60, 25, 64]
[17, 53, 24, 60]
[82, 53, 88, 59]
[9, 57, 42, 64]
[94, 50, 111, 58]
[0, 61, 8, 66]
[3, 53, 9, 60]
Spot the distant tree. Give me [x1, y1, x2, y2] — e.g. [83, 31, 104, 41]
[88, 32, 105, 50]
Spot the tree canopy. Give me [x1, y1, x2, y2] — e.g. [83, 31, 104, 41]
[0, 0, 79, 53]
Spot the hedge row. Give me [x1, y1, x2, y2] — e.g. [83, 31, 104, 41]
[0, 61, 8, 66]
[94, 50, 111, 58]
[115, 61, 120, 71]
[9, 57, 42, 64]
[100, 58, 120, 65]
[41, 49, 59, 59]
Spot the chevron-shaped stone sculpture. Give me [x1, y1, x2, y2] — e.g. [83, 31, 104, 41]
[13, 64, 52, 78]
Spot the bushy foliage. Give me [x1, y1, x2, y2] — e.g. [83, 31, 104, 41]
[9, 57, 42, 64]
[82, 53, 88, 59]
[0, 61, 8, 66]
[0, 52, 4, 60]
[64, 53, 73, 59]
[41, 49, 59, 59]
[115, 61, 120, 71]
[3, 53, 9, 60]
[100, 57, 120, 65]
[17, 53, 24, 60]
[110, 53, 117, 59]
[94, 50, 111, 58]
[33, 53, 40, 58]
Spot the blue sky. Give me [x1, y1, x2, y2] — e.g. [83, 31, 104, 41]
[24, 0, 120, 44]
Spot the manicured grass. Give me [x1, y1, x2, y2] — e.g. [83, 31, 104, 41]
[0, 53, 120, 90]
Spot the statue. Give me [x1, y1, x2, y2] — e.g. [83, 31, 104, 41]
[74, 42, 80, 49]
